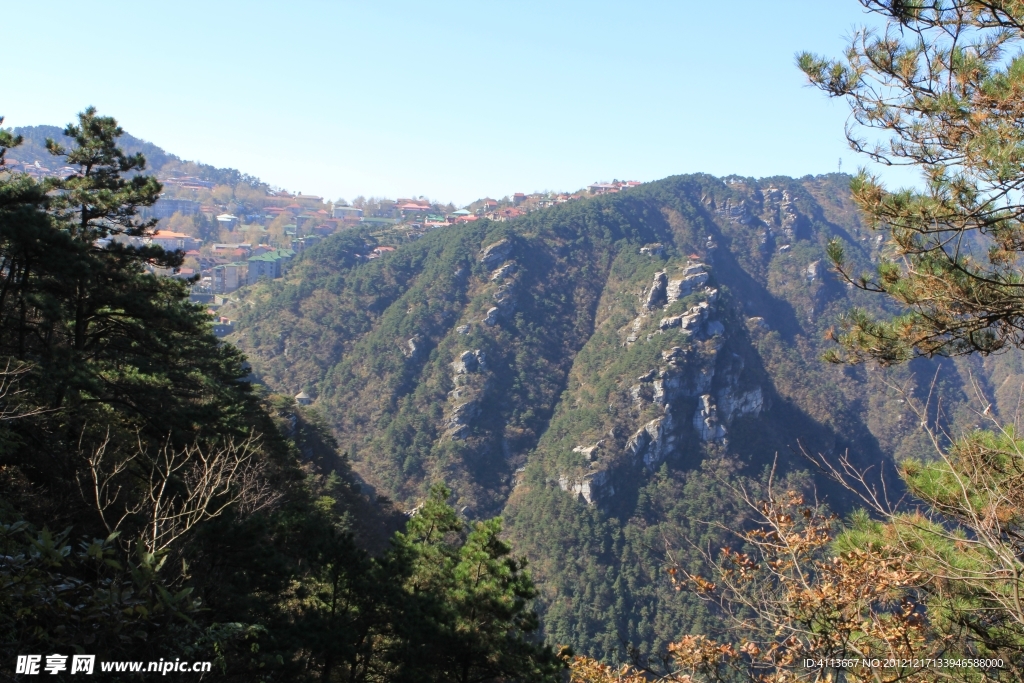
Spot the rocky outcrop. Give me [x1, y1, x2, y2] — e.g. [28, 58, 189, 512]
[405, 335, 422, 358]
[479, 239, 513, 268]
[693, 394, 727, 442]
[746, 316, 769, 331]
[490, 261, 518, 281]
[493, 282, 516, 314]
[661, 301, 711, 335]
[640, 243, 664, 256]
[559, 469, 613, 504]
[624, 411, 676, 470]
[572, 441, 604, 461]
[444, 400, 480, 440]
[667, 263, 709, 303]
[717, 386, 763, 422]
[482, 307, 500, 326]
[659, 315, 683, 330]
[641, 272, 668, 310]
[452, 349, 485, 374]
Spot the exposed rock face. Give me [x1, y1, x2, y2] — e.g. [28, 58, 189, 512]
[493, 282, 516, 314]
[806, 260, 820, 281]
[705, 320, 725, 337]
[564, 253, 767, 504]
[660, 315, 683, 330]
[479, 239, 513, 268]
[490, 261, 518, 281]
[693, 394, 727, 442]
[451, 349, 486, 374]
[559, 469, 613, 504]
[572, 442, 604, 461]
[640, 243, 664, 256]
[456, 324, 470, 335]
[444, 400, 480, 440]
[642, 272, 668, 310]
[716, 197, 755, 226]
[482, 307, 500, 326]
[667, 263, 709, 303]
[624, 411, 676, 470]
[717, 386, 763, 422]
[406, 335, 422, 358]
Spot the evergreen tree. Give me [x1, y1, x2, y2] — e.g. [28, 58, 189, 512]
[799, 1, 1024, 365]
[390, 484, 564, 683]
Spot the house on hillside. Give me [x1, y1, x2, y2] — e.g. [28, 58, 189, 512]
[246, 249, 295, 285]
[588, 182, 617, 195]
[150, 230, 203, 252]
[399, 203, 429, 217]
[332, 205, 363, 222]
[213, 262, 248, 293]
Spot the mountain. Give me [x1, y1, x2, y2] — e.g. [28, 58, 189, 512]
[226, 171, 1023, 660]
[4, 124, 263, 188]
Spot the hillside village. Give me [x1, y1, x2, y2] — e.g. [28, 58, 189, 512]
[1, 128, 638, 321]
[138, 175, 643, 334]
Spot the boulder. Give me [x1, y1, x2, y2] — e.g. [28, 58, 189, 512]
[482, 307, 500, 326]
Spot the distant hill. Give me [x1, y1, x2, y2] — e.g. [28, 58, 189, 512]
[225, 172, 1024, 661]
[4, 124, 262, 188]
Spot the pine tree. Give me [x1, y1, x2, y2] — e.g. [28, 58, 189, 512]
[798, 2, 1024, 365]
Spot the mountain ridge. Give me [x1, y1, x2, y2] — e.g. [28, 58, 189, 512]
[225, 170, 1024, 659]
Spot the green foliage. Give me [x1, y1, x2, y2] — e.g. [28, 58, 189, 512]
[800, 2, 1024, 364]
[389, 484, 563, 683]
[0, 109, 562, 681]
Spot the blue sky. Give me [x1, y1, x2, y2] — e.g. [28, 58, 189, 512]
[4, 1, 898, 205]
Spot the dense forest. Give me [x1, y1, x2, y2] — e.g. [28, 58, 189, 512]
[0, 111, 563, 681]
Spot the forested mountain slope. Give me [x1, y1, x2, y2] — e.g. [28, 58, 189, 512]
[229, 173, 1023, 660]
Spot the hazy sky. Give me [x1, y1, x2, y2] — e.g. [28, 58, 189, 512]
[4, 1, 897, 205]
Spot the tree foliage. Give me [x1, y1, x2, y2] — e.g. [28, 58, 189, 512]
[0, 110, 560, 681]
[799, 1, 1024, 364]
